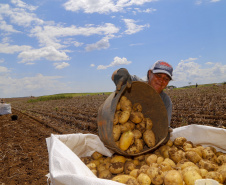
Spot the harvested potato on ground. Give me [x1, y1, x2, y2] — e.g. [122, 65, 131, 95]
[185, 147, 203, 158]
[164, 170, 183, 185]
[113, 124, 121, 141]
[119, 110, 131, 124]
[138, 165, 150, 175]
[98, 169, 112, 179]
[143, 130, 155, 148]
[132, 103, 142, 112]
[205, 171, 224, 183]
[183, 141, 193, 150]
[146, 166, 164, 185]
[130, 111, 144, 123]
[97, 163, 107, 173]
[112, 174, 136, 184]
[119, 131, 134, 151]
[202, 147, 218, 162]
[182, 169, 202, 185]
[126, 178, 140, 185]
[137, 173, 151, 185]
[124, 161, 136, 174]
[177, 161, 197, 171]
[157, 156, 164, 164]
[185, 150, 202, 163]
[173, 137, 187, 146]
[120, 96, 132, 112]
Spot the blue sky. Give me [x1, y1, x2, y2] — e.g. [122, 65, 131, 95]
[0, 0, 225, 98]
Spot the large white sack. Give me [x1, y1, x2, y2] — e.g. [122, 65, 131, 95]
[0, 103, 12, 115]
[46, 124, 226, 185]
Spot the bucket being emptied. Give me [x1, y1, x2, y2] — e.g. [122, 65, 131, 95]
[97, 81, 169, 156]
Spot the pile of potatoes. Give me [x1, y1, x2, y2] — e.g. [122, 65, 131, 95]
[80, 136, 226, 185]
[112, 96, 156, 154]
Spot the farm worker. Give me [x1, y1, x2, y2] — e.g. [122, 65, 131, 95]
[111, 60, 173, 133]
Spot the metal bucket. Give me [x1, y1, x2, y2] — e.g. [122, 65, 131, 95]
[97, 81, 168, 156]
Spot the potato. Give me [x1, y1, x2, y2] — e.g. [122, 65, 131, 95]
[145, 118, 153, 130]
[159, 145, 170, 158]
[98, 169, 112, 179]
[126, 178, 140, 185]
[164, 158, 176, 168]
[182, 165, 201, 176]
[204, 171, 224, 183]
[217, 163, 226, 182]
[97, 163, 107, 173]
[157, 156, 164, 164]
[135, 138, 144, 152]
[91, 169, 97, 176]
[111, 155, 126, 163]
[183, 141, 193, 150]
[109, 162, 124, 174]
[130, 169, 139, 178]
[86, 162, 96, 170]
[132, 102, 142, 112]
[199, 168, 208, 178]
[202, 147, 218, 162]
[138, 165, 150, 175]
[111, 174, 136, 184]
[130, 111, 144, 123]
[119, 110, 131, 124]
[124, 161, 136, 174]
[135, 120, 146, 133]
[185, 147, 203, 158]
[182, 170, 202, 185]
[169, 148, 185, 164]
[185, 150, 202, 163]
[113, 111, 119, 125]
[198, 159, 218, 171]
[119, 131, 134, 151]
[116, 102, 121, 111]
[217, 154, 226, 165]
[137, 173, 151, 185]
[146, 154, 158, 165]
[120, 96, 132, 112]
[177, 161, 197, 171]
[159, 161, 172, 172]
[80, 156, 92, 164]
[146, 166, 164, 185]
[173, 137, 187, 146]
[164, 170, 183, 185]
[121, 121, 135, 133]
[113, 124, 121, 141]
[132, 129, 142, 139]
[143, 130, 155, 148]
[126, 145, 140, 154]
[165, 139, 173, 147]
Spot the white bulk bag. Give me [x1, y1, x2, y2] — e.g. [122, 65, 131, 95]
[0, 103, 12, 115]
[46, 125, 226, 185]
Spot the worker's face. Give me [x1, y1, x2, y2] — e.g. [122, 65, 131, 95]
[148, 70, 171, 94]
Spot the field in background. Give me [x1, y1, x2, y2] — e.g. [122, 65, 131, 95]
[1, 84, 225, 184]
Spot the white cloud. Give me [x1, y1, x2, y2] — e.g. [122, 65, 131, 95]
[85, 38, 110, 51]
[171, 59, 226, 87]
[0, 73, 75, 97]
[0, 20, 20, 33]
[0, 43, 31, 54]
[0, 3, 43, 27]
[205, 62, 214, 65]
[18, 46, 70, 63]
[63, 0, 158, 14]
[90, 64, 95, 67]
[97, 56, 131, 69]
[30, 23, 119, 49]
[123, 19, 150, 35]
[11, 0, 38, 11]
[195, 0, 221, 4]
[54, 62, 70, 69]
[0, 66, 10, 73]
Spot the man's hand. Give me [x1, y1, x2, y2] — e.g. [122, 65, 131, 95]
[112, 68, 132, 94]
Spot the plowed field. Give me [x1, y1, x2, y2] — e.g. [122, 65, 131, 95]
[1, 85, 225, 184]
